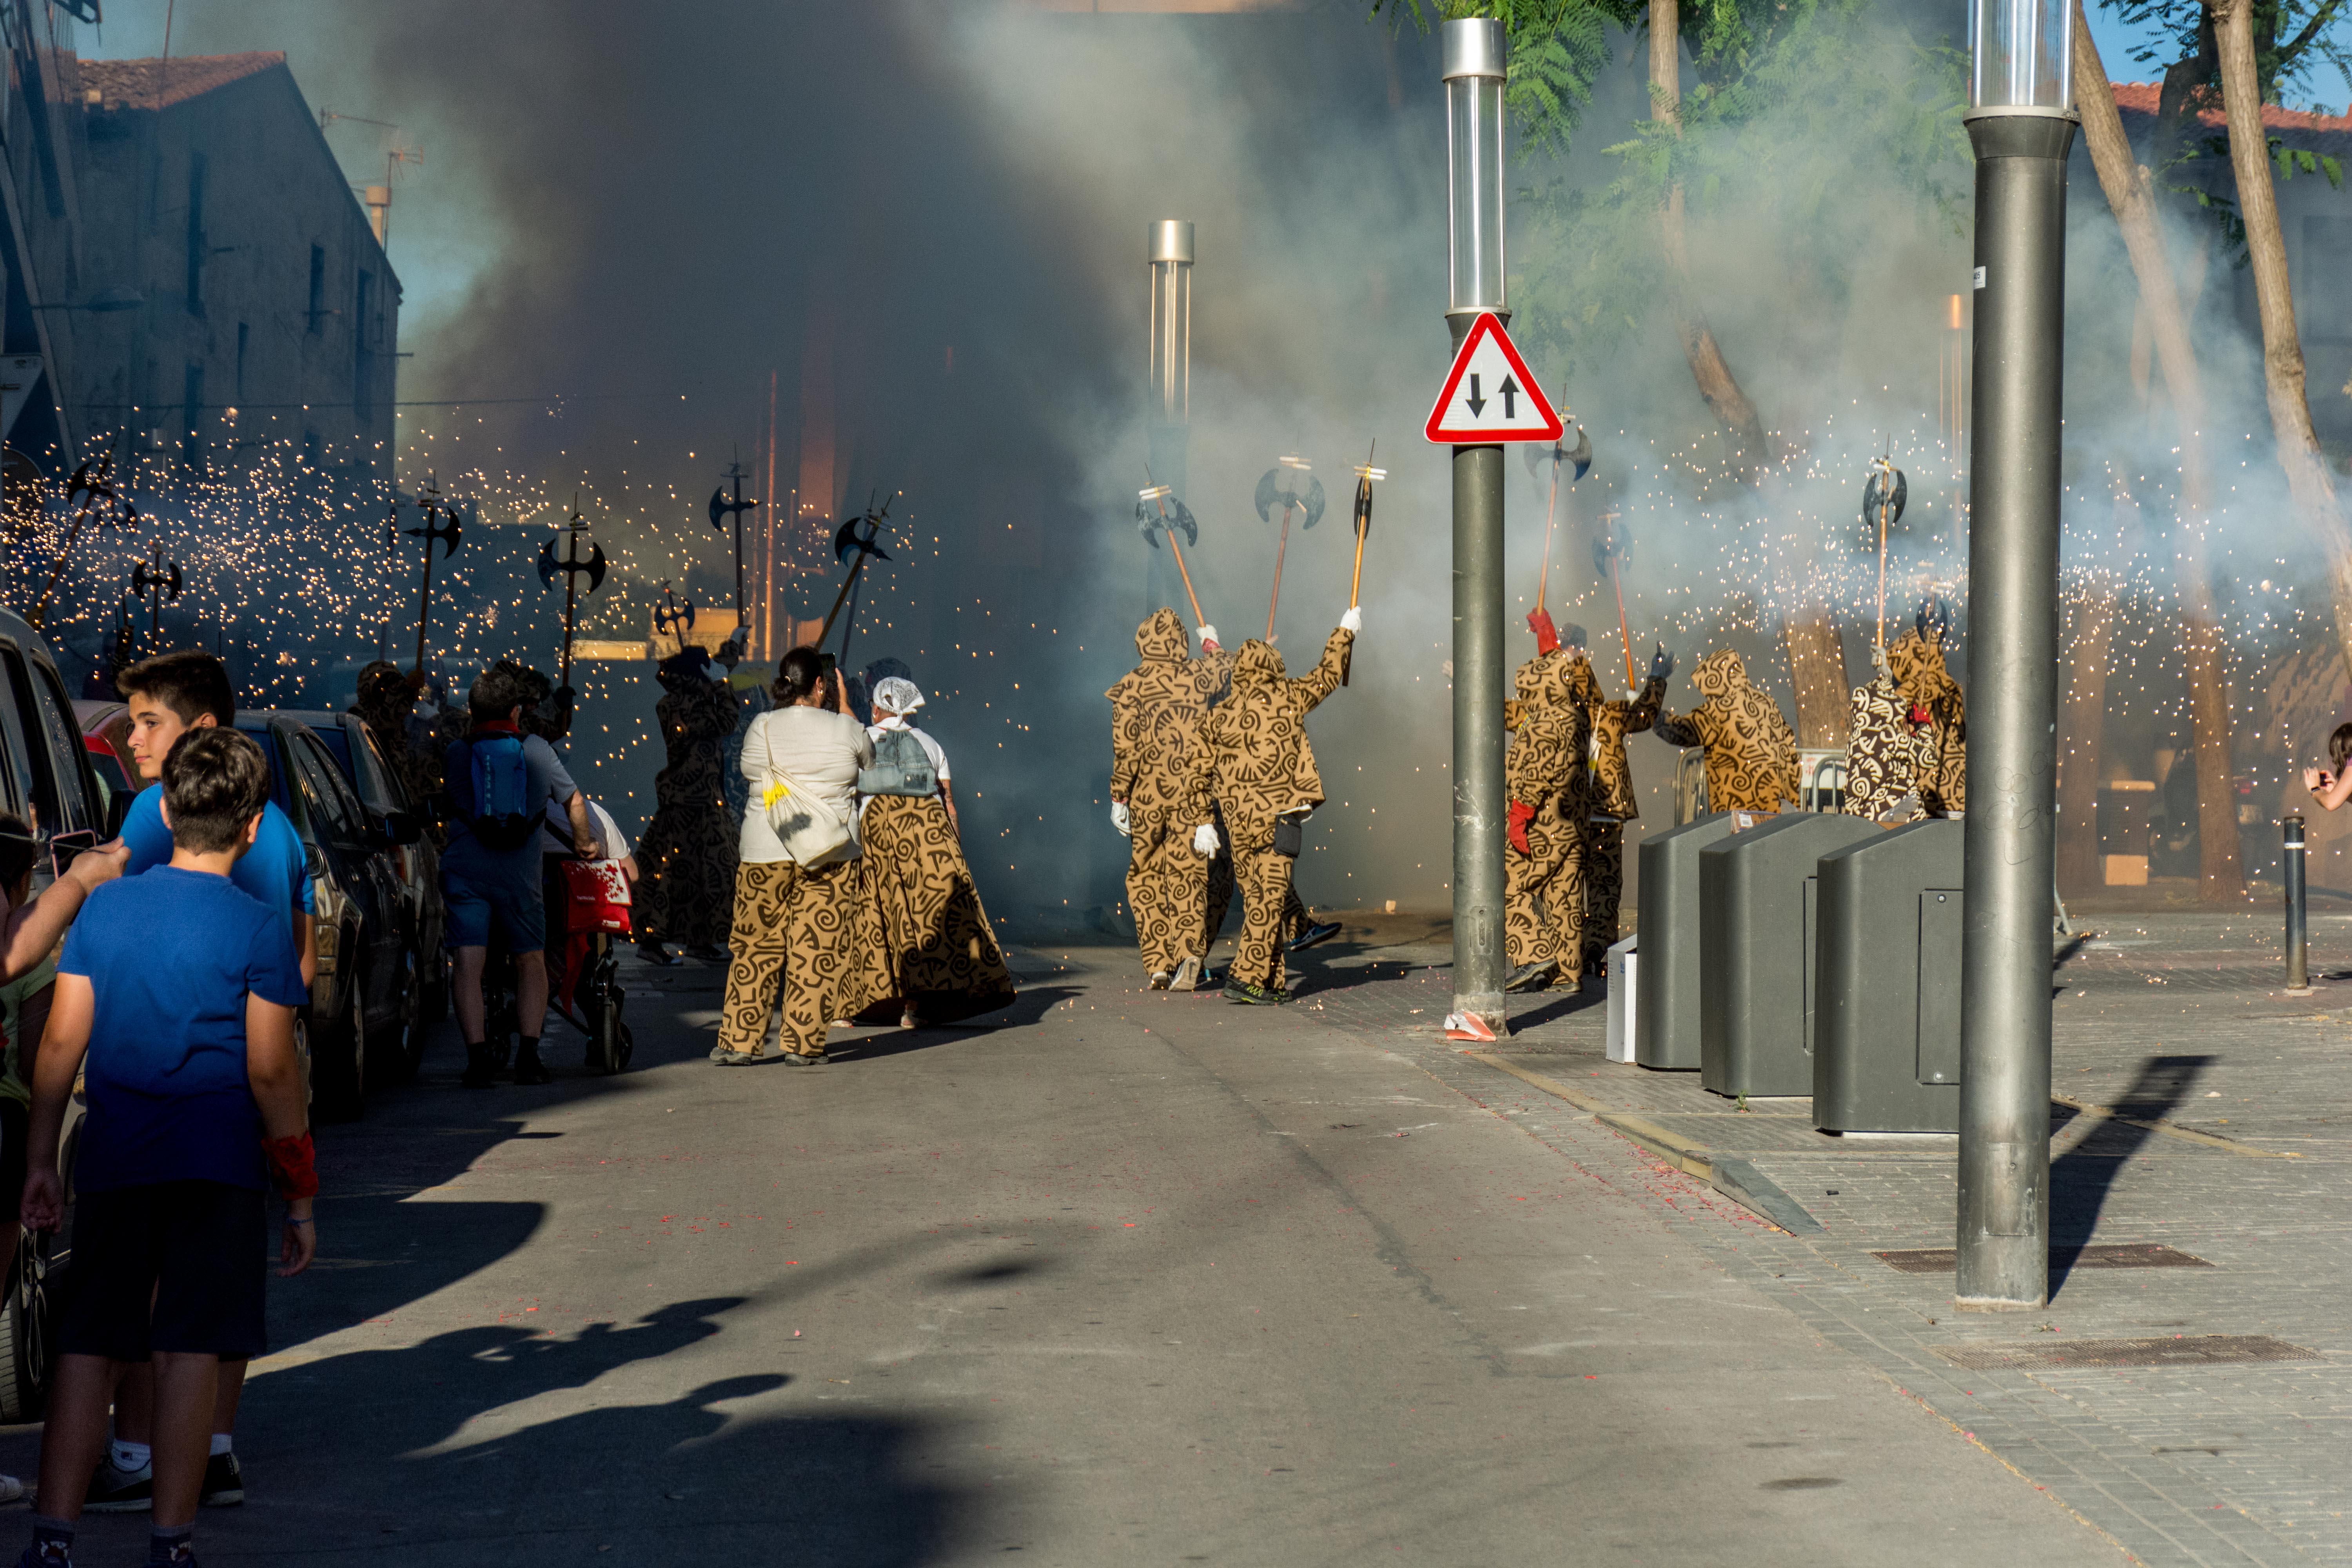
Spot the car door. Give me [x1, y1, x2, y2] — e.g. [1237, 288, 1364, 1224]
[289, 731, 399, 1026]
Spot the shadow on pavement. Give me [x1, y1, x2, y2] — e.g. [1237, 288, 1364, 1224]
[2048, 1053, 2212, 1299]
[837, 985, 1081, 1063]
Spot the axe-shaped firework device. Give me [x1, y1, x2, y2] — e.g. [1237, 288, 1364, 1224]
[1254, 455, 1325, 642]
[538, 495, 607, 691]
[1343, 443, 1385, 688]
[1136, 468, 1206, 629]
[1590, 510, 1636, 691]
[130, 539, 182, 650]
[29, 452, 136, 631]
[818, 496, 893, 652]
[652, 579, 697, 645]
[1524, 416, 1592, 612]
[708, 457, 761, 630]
[401, 477, 464, 676]
[1862, 453, 1909, 657]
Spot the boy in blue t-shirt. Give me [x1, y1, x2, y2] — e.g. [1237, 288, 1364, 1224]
[16, 728, 313, 1568]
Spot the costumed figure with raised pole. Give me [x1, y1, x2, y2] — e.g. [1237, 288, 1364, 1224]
[633, 643, 741, 965]
[1183, 610, 1359, 1005]
[1502, 610, 1595, 994]
[1889, 597, 1966, 816]
[1577, 639, 1671, 980]
[849, 675, 1015, 1028]
[1107, 608, 1232, 991]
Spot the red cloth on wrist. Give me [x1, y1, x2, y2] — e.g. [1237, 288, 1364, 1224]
[1507, 799, 1537, 856]
[1526, 608, 1560, 656]
[264, 1131, 318, 1201]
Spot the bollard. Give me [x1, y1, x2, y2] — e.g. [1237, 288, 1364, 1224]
[2285, 814, 2310, 994]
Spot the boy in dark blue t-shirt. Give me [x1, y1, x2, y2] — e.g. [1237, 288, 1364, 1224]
[16, 729, 313, 1568]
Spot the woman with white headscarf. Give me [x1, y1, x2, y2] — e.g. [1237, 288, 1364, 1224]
[853, 676, 1014, 1027]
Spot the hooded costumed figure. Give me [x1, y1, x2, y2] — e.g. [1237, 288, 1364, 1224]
[1503, 616, 1596, 992]
[1577, 642, 1672, 978]
[634, 646, 741, 961]
[1842, 651, 1938, 824]
[1655, 649, 1800, 813]
[851, 676, 1014, 1025]
[1186, 616, 1357, 1003]
[351, 660, 431, 810]
[1887, 622, 1966, 815]
[1107, 609, 1235, 989]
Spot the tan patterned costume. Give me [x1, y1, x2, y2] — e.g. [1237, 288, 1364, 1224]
[1108, 610, 1234, 975]
[717, 859, 863, 1059]
[855, 746, 1015, 1013]
[1842, 666, 1936, 824]
[1888, 630, 1966, 815]
[1655, 649, 1800, 813]
[1187, 630, 1352, 993]
[635, 659, 741, 950]
[350, 662, 427, 807]
[1576, 672, 1665, 976]
[1505, 650, 1594, 980]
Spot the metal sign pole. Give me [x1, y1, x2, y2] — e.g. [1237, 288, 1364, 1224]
[1955, 0, 2076, 1312]
[1443, 20, 1510, 1034]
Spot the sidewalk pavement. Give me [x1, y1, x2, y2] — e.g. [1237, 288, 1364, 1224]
[1262, 906, 2352, 1566]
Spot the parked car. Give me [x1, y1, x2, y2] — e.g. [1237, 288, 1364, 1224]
[234, 712, 420, 1121]
[276, 708, 448, 1049]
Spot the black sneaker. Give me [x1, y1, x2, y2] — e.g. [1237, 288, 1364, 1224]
[201, 1450, 244, 1507]
[83, 1458, 152, 1512]
[1222, 979, 1293, 1006]
[1287, 920, 1343, 952]
[1504, 960, 1559, 994]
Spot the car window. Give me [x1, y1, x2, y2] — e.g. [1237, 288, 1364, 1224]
[291, 733, 364, 848]
[24, 661, 93, 835]
[355, 726, 409, 812]
[0, 647, 50, 837]
[237, 722, 294, 814]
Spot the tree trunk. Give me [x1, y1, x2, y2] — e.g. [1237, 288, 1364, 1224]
[2056, 576, 2114, 899]
[1651, 0, 1769, 471]
[2074, 16, 2246, 900]
[2213, 0, 2352, 677]
[1781, 603, 1848, 750]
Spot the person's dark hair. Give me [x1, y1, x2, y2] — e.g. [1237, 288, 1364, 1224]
[0, 811, 35, 898]
[469, 665, 528, 720]
[161, 728, 271, 854]
[117, 649, 234, 727]
[773, 646, 824, 707]
[2330, 722, 2352, 772]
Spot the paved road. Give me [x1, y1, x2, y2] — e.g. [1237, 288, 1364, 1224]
[2, 940, 2127, 1565]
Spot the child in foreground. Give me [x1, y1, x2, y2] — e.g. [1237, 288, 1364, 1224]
[16, 729, 314, 1568]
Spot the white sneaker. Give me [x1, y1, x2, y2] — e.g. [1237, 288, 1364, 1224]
[1169, 956, 1201, 992]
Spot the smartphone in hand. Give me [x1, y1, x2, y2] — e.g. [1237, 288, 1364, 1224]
[49, 829, 95, 879]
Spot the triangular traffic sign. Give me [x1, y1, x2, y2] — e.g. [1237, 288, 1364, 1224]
[1423, 314, 1563, 445]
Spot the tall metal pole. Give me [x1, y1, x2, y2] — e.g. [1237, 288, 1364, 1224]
[1147, 220, 1193, 623]
[2284, 815, 2310, 993]
[1955, 0, 2075, 1311]
[1443, 20, 1509, 1033]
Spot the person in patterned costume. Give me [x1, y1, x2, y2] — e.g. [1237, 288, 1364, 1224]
[1503, 612, 1593, 993]
[1654, 648, 1800, 813]
[1185, 611, 1359, 1004]
[853, 677, 1015, 1028]
[350, 661, 430, 808]
[1887, 621, 1966, 815]
[1108, 609, 1234, 991]
[633, 647, 740, 964]
[1577, 642, 1672, 980]
[1842, 648, 1937, 824]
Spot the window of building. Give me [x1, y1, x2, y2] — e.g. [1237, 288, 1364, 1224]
[354, 270, 376, 426]
[307, 244, 326, 335]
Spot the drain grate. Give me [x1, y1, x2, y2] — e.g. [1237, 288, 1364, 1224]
[1873, 1243, 2212, 1274]
[1935, 1334, 2316, 1370]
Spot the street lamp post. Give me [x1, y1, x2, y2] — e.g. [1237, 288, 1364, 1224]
[1955, 0, 2075, 1310]
[1148, 220, 1192, 621]
[1443, 19, 1509, 1034]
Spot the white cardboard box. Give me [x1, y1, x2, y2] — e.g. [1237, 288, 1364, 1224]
[1605, 935, 1639, 1063]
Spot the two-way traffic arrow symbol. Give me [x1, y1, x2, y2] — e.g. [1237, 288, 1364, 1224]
[1466, 375, 1486, 416]
[1424, 312, 1565, 445]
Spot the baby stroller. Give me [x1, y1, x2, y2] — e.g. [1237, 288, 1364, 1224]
[478, 854, 634, 1076]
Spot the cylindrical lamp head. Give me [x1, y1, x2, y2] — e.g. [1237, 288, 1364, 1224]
[1148, 219, 1194, 265]
[1149, 219, 1193, 426]
[1442, 18, 1507, 318]
[1969, 0, 2071, 112]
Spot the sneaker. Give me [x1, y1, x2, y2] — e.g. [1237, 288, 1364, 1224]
[898, 1005, 919, 1031]
[1147, 971, 1173, 991]
[1287, 920, 1343, 952]
[1222, 979, 1293, 1006]
[1168, 956, 1201, 992]
[782, 1051, 827, 1067]
[708, 1042, 737, 1063]
[84, 1457, 152, 1513]
[711, 1049, 764, 1066]
[684, 944, 729, 963]
[1504, 959, 1559, 994]
[201, 1450, 244, 1508]
[0, 1473, 20, 1505]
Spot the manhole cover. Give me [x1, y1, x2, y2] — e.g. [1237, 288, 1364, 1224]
[1874, 1243, 2212, 1274]
[1935, 1334, 2316, 1370]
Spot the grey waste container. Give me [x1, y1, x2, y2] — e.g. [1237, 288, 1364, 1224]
[1813, 817, 1963, 1132]
[1633, 812, 1734, 1069]
[1699, 812, 1879, 1097]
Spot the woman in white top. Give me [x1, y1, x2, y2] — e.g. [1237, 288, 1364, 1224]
[711, 648, 874, 1066]
[851, 677, 1015, 1029]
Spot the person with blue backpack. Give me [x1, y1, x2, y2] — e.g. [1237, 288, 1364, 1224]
[440, 666, 597, 1088]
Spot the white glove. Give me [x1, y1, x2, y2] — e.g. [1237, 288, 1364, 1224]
[1192, 823, 1221, 856]
[1340, 605, 1363, 633]
[1111, 802, 1131, 836]
[1197, 624, 1219, 649]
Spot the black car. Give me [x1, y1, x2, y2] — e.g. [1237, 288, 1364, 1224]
[278, 709, 448, 1039]
[234, 713, 422, 1120]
